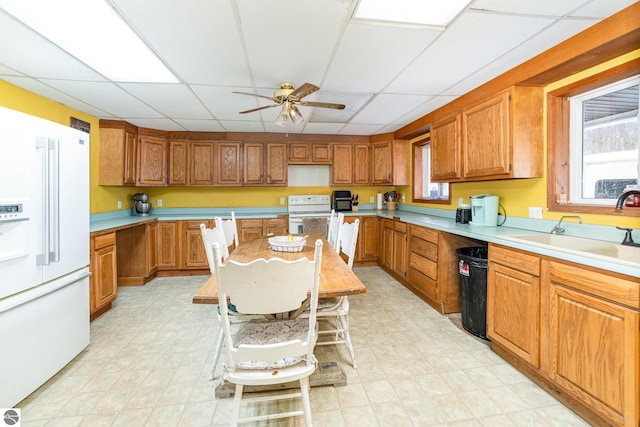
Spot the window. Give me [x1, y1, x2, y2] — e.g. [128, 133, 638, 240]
[412, 137, 450, 203]
[547, 60, 640, 216]
[569, 76, 639, 205]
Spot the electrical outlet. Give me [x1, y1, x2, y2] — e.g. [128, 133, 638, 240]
[117, 200, 122, 209]
[529, 207, 543, 219]
[280, 197, 285, 205]
[369, 196, 374, 203]
[402, 195, 406, 203]
[157, 199, 163, 207]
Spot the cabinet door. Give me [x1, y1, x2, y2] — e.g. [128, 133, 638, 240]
[289, 143, 310, 163]
[146, 222, 157, 274]
[487, 263, 540, 366]
[182, 220, 211, 269]
[332, 144, 353, 185]
[264, 217, 288, 237]
[431, 114, 462, 181]
[243, 142, 265, 185]
[549, 265, 639, 424]
[123, 130, 137, 185]
[217, 141, 242, 185]
[238, 219, 264, 242]
[358, 216, 378, 262]
[265, 143, 287, 185]
[91, 233, 117, 313]
[370, 141, 392, 185]
[392, 222, 407, 278]
[381, 219, 393, 269]
[168, 140, 188, 186]
[137, 135, 167, 186]
[353, 143, 370, 185]
[463, 92, 510, 178]
[157, 221, 178, 270]
[189, 142, 215, 185]
[311, 143, 331, 163]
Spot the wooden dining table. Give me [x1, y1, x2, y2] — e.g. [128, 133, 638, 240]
[192, 233, 366, 305]
[192, 233, 366, 397]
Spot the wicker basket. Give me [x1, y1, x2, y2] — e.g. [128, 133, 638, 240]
[268, 236, 307, 252]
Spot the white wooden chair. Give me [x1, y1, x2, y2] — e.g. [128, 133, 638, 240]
[303, 218, 359, 369]
[326, 210, 343, 252]
[212, 240, 323, 427]
[215, 212, 239, 253]
[200, 222, 258, 380]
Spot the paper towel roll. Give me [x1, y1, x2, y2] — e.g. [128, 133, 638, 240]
[376, 193, 383, 210]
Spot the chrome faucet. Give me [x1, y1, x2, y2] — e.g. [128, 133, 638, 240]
[550, 215, 582, 234]
[615, 190, 640, 210]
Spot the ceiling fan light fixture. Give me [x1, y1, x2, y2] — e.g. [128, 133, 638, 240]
[274, 104, 290, 127]
[289, 105, 304, 125]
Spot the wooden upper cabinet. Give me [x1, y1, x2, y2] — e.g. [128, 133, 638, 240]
[137, 131, 167, 186]
[98, 120, 138, 186]
[431, 114, 462, 181]
[332, 144, 353, 185]
[289, 142, 331, 164]
[190, 142, 215, 186]
[242, 142, 286, 186]
[370, 135, 410, 185]
[462, 85, 543, 180]
[168, 141, 187, 186]
[353, 143, 370, 185]
[265, 142, 287, 185]
[216, 141, 241, 186]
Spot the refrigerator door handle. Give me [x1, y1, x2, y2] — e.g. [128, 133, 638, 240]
[36, 137, 50, 266]
[51, 138, 60, 262]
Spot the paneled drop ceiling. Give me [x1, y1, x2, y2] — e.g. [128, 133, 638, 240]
[0, 0, 636, 135]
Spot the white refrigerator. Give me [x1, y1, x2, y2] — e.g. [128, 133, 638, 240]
[0, 106, 90, 407]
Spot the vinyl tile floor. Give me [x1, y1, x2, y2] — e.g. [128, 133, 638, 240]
[18, 267, 590, 426]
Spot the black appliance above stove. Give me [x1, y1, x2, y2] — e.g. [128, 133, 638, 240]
[332, 190, 352, 212]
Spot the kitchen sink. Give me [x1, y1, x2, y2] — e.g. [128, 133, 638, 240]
[501, 234, 639, 267]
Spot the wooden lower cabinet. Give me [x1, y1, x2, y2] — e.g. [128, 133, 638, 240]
[392, 220, 407, 278]
[182, 220, 212, 269]
[239, 217, 289, 243]
[341, 215, 378, 264]
[157, 221, 178, 270]
[487, 245, 540, 367]
[90, 232, 117, 320]
[488, 243, 640, 427]
[116, 223, 157, 285]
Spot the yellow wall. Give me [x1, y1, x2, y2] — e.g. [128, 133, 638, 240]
[404, 49, 640, 229]
[1, 49, 638, 226]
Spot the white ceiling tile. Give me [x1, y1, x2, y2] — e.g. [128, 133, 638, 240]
[111, 0, 251, 86]
[192, 85, 273, 121]
[471, 0, 589, 16]
[41, 80, 163, 118]
[173, 119, 226, 132]
[237, 0, 350, 86]
[387, 11, 555, 95]
[309, 92, 373, 123]
[0, 11, 105, 81]
[323, 22, 440, 92]
[119, 83, 212, 119]
[339, 123, 387, 135]
[1, 76, 114, 117]
[219, 120, 266, 133]
[302, 122, 347, 134]
[352, 93, 431, 124]
[571, 0, 638, 18]
[0, 64, 24, 76]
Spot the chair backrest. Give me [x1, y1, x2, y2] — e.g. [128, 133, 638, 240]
[215, 212, 239, 250]
[212, 240, 323, 366]
[200, 223, 229, 274]
[328, 212, 344, 252]
[336, 218, 359, 269]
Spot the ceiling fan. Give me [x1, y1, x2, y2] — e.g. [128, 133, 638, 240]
[233, 82, 346, 127]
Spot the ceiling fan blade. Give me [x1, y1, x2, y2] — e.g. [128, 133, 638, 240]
[289, 83, 319, 99]
[300, 101, 346, 110]
[239, 104, 280, 114]
[232, 91, 276, 102]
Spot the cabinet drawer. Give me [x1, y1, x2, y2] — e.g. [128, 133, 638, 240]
[94, 232, 116, 250]
[408, 267, 437, 300]
[410, 238, 438, 262]
[394, 221, 407, 233]
[382, 219, 394, 229]
[241, 219, 263, 228]
[264, 218, 286, 228]
[409, 252, 437, 280]
[489, 244, 540, 276]
[410, 225, 438, 244]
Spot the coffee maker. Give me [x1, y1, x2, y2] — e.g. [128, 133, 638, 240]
[132, 193, 152, 216]
[469, 194, 499, 226]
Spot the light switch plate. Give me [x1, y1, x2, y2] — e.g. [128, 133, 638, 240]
[157, 199, 163, 207]
[370, 196, 374, 203]
[280, 197, 285, 205]
[529, 207, 543, 219]
[117, 200, 122, 209]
